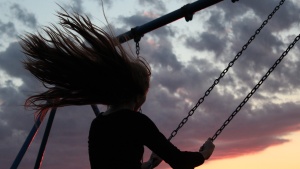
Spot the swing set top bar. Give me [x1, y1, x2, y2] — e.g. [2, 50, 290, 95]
[116, 0, 238, 44]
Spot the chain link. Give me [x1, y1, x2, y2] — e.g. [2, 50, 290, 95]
[136, 42, 140, 56]
[168, 0, 286, 141]
[136, 41, 141, 112]
[211, 34, 300, 141]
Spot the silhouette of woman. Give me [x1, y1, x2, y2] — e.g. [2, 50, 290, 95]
[21, 10, 215, 169]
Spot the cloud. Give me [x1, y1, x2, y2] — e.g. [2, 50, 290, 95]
[117, 7, 175, 35]
[118, 12, 180, 71]
[0, 42, 37, 88]
[93, 0, 114, 9]
[236, 0, 300, 32]
[0, 21, 16, 37]
[119, 13, 153, 27]
[1, 1, 300, 169]
[67, 0, 84, 14]
[10, 4, 37, 28]
[138, 0, 167, 13]
[0, 21, 17, 48]
[185, 32, 226, 57]
[143, 36, 182, 71]
[0, 42, 39, 168]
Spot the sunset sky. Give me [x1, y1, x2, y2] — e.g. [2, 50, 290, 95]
[1, 0, 300, 169]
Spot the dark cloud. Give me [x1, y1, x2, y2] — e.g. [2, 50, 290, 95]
[237, 0, 300, 32]
[183, 0, 300, 96]
[0, 21, 17, 47]
[0, 42, 38, 88]
[10, 4, 37, 28]
[144, 38, 183, 71]
[119, 14, 153, 27]
[185, 32, 226, 57]
[93, 0, 114, 9]
[0, 21, 16, 37]
[118, 8, 175, 36]
[0, 42, 24, 76]
[119, 13, 180, 70]
[59, 0, 89, 18]
[138, 0, 167, 13]
[0, 42, 42, 169]
[69, 0, 84, 14]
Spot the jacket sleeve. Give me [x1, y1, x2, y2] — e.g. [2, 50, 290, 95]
[138, 114, 205, 169]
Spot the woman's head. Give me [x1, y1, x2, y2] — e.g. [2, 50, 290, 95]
[21, 9, 151, 117]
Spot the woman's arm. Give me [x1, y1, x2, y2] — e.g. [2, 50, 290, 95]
[139, 114, 207, 168]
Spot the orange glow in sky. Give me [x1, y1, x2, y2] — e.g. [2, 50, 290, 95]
[197, 131, 300, 169]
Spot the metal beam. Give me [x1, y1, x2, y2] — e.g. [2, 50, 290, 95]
[34, 108, 57, 169]
[116, 0, 224, 44]
[10, 115, 43, 169]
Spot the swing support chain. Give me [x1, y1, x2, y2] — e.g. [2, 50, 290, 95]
[131, 26, 143, 56]
[212, 34, 300, 141]
[167, 0, 286, 141]
[136, 42, 140, 56]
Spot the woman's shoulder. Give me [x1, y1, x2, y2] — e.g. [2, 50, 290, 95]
[121, 109, 152, 121]
[94, 109, 151, 121]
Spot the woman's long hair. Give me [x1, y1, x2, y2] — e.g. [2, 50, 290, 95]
[20, 9, 151, 119]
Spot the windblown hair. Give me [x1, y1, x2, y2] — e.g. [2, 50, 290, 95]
[21, 10, 151, 118]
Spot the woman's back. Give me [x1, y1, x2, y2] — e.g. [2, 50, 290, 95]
[88, 109, 205, 169]
[88, 109, 145, 169]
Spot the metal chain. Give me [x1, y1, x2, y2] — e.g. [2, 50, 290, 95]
[136, 41, 141, 112]
[133, 38, 143, 112]
[168, 0, 286, 141]
[211, 34, 300, 141]
[136, 41, 140, 57]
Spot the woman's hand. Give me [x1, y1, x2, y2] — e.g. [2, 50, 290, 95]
[149, 152, 162, 167]
[199, 138, 215, 160]
[141, 152, 162, 169]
